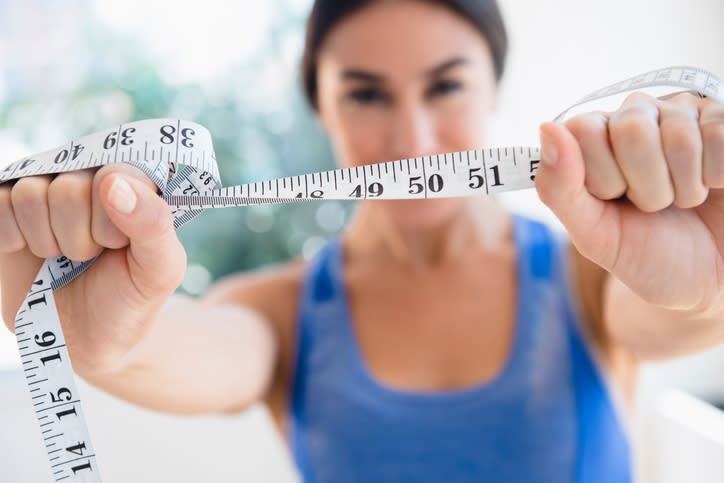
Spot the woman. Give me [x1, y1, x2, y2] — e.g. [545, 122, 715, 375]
[1, 0, 723, 481]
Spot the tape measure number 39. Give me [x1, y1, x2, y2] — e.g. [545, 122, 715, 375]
[2, 66, 721, 482]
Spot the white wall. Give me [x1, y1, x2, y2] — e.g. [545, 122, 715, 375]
[1, 0, 724, 482]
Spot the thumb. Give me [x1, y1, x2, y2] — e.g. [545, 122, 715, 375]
[535, 121, 619, 270]
[100, 173, 186, 294]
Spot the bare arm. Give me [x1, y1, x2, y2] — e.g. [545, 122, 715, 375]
[0, 164, 278, 416]
[81, 294, 278, 415]
[572, 246, 724, 362]
[603, 274, 724, 360]
[535, 93, 724, 364]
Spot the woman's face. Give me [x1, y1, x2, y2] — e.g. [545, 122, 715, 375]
[316, 0, 499, 229]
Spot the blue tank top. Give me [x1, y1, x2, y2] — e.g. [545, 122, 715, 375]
[288, 215, 631, 482]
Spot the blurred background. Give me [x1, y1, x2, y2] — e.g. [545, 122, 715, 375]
[1, 0, 723, 481]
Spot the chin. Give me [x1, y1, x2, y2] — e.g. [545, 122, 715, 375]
[377, 197, 467, 231]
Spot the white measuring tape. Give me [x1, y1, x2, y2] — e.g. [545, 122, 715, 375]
[2, 66, 721, 482]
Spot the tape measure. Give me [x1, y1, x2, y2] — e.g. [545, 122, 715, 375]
[2, 66, 721, 482]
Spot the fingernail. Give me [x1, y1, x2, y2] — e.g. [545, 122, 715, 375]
[108, 176, 137, 214]
[540, 131, 559, 167]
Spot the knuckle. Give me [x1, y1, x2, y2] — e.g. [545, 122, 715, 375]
[702, 97, 724, 116]
[0, 188, 26, 253]
[609, 108, 658, 147]
[703, 163, 724, 189]
[0, 185, 10, 206]
[0, 238, 25, 254]
[0, 230, 26, 253]
[623, 91, 656, 105]
[641, 196, 672, 213]
[11, 176, 50, 208]
[10, 178, 60, 257]
[633, 199, 666, 214]
[702, 121, 724, 188]
[566, 112, 607, 140]
[586, 176, 626, 200]
[71, 249, 103, 263]
[660, 102, 699, 130]
[46, 173, 98, 260]
[627, 185, 673, 213]
[48, 172, 92, 205]
[31, 243, 62, 260]
[674, 187, 708, 209]
[664, 121, 700, 161]
[61, 241, 103, 262]
[701, 119, 724, 153]
[663, 92, 700, 110]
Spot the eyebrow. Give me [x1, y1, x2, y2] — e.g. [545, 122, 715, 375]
[341, 56, 470, 83]
[425, 57, 469, 77]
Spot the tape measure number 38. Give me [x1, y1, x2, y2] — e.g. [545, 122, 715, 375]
[1, 66, 721, 482]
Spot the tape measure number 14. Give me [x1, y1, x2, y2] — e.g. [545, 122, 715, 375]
[2, 66, 721, 482]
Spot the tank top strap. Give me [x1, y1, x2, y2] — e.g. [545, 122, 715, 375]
[290, 238, 348, 480]
[295, 238, 346, 344]
[509, 214, 562, 364]
[540, 221, 633, 483]
[511, 214, 562, 280]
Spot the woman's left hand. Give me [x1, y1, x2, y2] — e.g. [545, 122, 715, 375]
[535, 92, 724, 315]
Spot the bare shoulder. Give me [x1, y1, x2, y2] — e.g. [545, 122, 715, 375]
[200, 259, 306, 423]
[202, 259, 306, 326]
[567, 244, 639, 408]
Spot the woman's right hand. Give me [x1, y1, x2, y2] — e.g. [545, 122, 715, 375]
[0, 164, 186, 376]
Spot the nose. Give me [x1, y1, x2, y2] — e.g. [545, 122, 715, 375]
[387, 102, 438, 160]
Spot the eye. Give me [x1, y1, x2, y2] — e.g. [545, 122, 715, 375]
[426, 80, 463, 98]
[347, 88, 388, 105]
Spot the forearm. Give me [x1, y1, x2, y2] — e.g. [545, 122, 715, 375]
[603, 275, 724, 360]
[82, 294, 277, 415]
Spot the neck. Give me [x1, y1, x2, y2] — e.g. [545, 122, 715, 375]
[344, 198, 510, 269]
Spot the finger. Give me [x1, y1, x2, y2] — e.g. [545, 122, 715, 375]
[535, 121, 619, 271]
[0, 248, 45, 329]
[700, 97, 724, 188]
[609, 92, 673, 212]
[91, 164, 158, 249]
[659, 93, 707, 208]
[10, 175, 61, 258]
[0, 183, 26, 253]
[99, 172, 185, 296]
[48, 170, 103, 261]
[565, 111, 626, 200]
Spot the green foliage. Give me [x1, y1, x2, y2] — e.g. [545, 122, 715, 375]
[0, 1, 354, 292]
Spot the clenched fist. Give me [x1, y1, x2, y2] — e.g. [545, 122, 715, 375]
[0, 164, 186, 375]
[536, 92, 724, 314]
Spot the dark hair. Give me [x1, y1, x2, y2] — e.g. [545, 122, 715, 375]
[301, 0, 508, 110]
